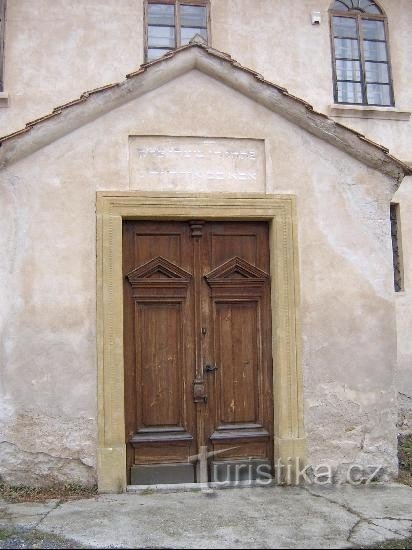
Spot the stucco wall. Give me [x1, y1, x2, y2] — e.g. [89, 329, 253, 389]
[1, 1, 411, 161]
[0, 69, 401, 485]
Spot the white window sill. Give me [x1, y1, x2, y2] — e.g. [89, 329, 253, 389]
[329, 104, 411, 121]
[0, 91, 9, 107]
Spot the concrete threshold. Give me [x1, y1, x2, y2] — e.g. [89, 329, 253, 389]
[127, 479, 277, 493]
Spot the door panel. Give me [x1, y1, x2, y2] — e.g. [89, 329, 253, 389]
[138, 302, 183, 427]
[123, 220, 273, 484]
[215, 301, 259, 424]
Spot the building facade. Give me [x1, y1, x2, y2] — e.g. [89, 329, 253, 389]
[0, 0, 411, 491]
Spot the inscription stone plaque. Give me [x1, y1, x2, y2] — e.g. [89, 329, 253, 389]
[129, 136, 266, 192]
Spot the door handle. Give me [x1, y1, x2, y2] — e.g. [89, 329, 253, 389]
[204, 363, 218, 373]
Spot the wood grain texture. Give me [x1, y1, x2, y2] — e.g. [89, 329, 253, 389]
[123, 220, 273, 481]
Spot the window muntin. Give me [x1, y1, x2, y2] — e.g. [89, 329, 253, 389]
[330, 1, 394, 106]
[146, 1, 209, 62]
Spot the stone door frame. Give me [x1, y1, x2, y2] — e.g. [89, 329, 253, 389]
[96, 192, 305, 492]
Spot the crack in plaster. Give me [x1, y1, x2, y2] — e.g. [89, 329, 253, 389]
[0, 441, 93, 470]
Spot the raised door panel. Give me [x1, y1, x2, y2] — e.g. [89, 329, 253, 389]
[215, 301, 259, 425]
[137, 302, 183, 427]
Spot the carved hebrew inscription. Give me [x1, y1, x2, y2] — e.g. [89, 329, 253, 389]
[129, 136, 266, 192]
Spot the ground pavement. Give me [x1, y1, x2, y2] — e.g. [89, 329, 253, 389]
[0, 483, 411, 548]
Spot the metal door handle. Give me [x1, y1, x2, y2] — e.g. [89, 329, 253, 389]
[204, 363, 218, 373]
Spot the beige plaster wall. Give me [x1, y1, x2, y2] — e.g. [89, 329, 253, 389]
[0, 0, 144, 133]
[1, 1, 410, 160]
[0, 70, 400, 484]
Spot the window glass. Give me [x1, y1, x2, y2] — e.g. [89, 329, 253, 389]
[362, 19, 385, 40]
[334, 38, 360, 58]
[358, 0, 381, 14]
[147, 4, 175, 25]
[180, 5, 207, 27]
[337, 81, 363, 103]
[148, 25, 175, 48]
[181, 26, 207, 45]
[331, 0, 381, 14]
[333, 16, 357, 38]
[363, 40, 387, 61]
[366, 83, 391, 105]
[365, 61, 389, 83]
[336, 59, 361, 81]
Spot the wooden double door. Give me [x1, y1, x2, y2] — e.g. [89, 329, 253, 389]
[123, 220, 273, 484]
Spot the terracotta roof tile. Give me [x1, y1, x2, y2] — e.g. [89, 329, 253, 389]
[26, 110, 63, 127]
[86, 82, 120, 96]
[0, 127, 30, 140]
[53, 97, 87, 113]
[126, 67, 146, 79]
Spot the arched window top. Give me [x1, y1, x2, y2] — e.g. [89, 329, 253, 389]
[331, 0, 382, 15]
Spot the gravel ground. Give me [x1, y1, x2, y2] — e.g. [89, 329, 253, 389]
[0, 527, 89, 549]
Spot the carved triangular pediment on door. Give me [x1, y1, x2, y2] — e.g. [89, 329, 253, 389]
[126, 256, 192, 289]
[204, 256, 269, 289]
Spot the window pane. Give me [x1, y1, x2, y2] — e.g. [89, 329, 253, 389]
[148, 25, 175, 48]
[336, 59, 361, 81]
[332, 0, 350, 9]
[366, 83, 391, 105]
[363, 40, 387, 61]
[362, 19, 385, 40]
[337, 81, 363, 103]
[181, 26, 207, 45]
[365, 61, 389, 83]
[334, 38, 359, 58]
[147, 48, 172, 61]
[147, 4, 175, 26]
[358, 0, 382, 15]
[180, 5, 207, 28]
[332, 0, 381, 13]
[333, 16, 357, 38]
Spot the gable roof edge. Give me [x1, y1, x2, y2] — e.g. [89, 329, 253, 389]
[0, 43, 410, 184]
[193, 50, 410, 183]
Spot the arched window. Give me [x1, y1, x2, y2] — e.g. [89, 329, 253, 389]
[330, 0, 394, 106]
